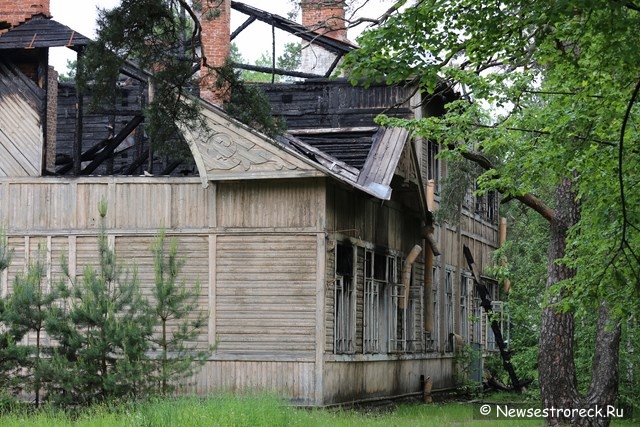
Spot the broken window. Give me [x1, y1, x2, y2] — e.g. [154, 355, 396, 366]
[460, 273, 472, 343]
[444, 269, 454, 352]
[363, 249, 409, 354]
[426, 140, 440, 192]
[334, 243, 355, 354]
[427, 265, 440, 352]
[471, 285, 483, 345]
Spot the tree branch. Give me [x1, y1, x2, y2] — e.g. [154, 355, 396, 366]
[456, 147, 556, 222]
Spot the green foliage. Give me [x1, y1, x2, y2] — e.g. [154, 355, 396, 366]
[81, 1, 287, 160]
[149, 230, 213, 394]
[3, 249, 62, 407]
[78, 0, 202, 159]
[344, 1, 640, 314]
[57, 59, 77, 83]
[0, 395, 553, 427]
[216, 60, 287, 138]
[0, 227, 12, 272]
[343, 1, 640, 411]
[48, 204, 154, 406]
[0, 206, 211, 407]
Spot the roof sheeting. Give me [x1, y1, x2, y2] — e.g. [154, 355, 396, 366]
[0, 14, 90, 51]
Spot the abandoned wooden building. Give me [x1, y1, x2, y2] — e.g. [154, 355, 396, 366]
[0, 0, 504, 405]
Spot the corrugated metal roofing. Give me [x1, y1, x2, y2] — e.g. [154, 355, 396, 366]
[0, 14, 90, 51]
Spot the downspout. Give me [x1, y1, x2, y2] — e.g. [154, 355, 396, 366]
[423, 180, 440, 339]
[401, 244, 422, 309]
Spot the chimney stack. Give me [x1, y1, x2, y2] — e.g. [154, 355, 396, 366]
[301, 0, 347, 42]
[0, 0, 51, 34]
[199, 0, 230, 105]
[300, 0, 348, 75]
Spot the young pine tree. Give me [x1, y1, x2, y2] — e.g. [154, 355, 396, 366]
[149, 230, 212, 394]
[47, 201, 154, 405]
[3, 248, 62, 407]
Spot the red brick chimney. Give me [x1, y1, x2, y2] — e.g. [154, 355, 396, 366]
[0, 0, 51, 34]
[301, 0, 347, 41]
[199, 0, 230, 105]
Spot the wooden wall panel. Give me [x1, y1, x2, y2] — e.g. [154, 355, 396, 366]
[216, 179, 323, 229]
[215, 234, 318, 355]
[190, 361, 315, 405]
[0, 178, 210, 233]
[323, 356, 454, 405]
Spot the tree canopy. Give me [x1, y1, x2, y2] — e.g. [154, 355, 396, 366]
[345, 0, 640, 318]
[343, 1, 640, 425]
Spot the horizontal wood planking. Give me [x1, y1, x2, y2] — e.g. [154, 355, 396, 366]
[215, 234, 318, 354]
[189, 360, 315, 404]
[0, 177, 211, 233]
[322, 356, 454, 405]
[216, 179, 324, 229]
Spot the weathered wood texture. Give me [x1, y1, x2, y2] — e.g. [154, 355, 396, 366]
[323, 356, 455, 405]
[216, 179, 324, 229]
[0, 177, 212, 232]
[215, 234, 318, 355]
[0, 176, 326, 405]
[0, 59, 44, 176]
[261, 80, 414, 130]
[193, 360, 316, 405]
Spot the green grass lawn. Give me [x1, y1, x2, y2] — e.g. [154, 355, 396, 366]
[0, 395, 635, 426]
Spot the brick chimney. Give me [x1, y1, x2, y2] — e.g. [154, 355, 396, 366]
[0, 0, 51, 34]
[199, 0, 230, 105]
[300, 0, 348, 75]
[301, 0, 347, 42]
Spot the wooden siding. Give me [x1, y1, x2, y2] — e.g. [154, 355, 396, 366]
[0, 60, 44, 176]
[216, 179, 324, 229]
[214, 234, 318, 355]
[0, 177, 213, 233]
[193, 360, 316, 405]
[323, 356, 455, 405]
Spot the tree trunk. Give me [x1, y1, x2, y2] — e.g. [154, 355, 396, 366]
[538, 178, 621, 427]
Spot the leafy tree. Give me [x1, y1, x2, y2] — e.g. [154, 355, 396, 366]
[343, 1, 640, 425]
[47, 200, 154, 406]
[149, 230, 212, 394]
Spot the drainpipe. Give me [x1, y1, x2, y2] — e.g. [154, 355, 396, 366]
[401, 244, 422, 309]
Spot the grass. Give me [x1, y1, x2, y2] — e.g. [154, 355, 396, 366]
[0, 394, 636, 426]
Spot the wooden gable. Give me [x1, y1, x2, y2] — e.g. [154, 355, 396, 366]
[180, 101, 324, 186]
[0, 60, 44, 176]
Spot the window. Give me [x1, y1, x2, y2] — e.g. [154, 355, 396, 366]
[486, 301, 506, 352]
[364, 249, 406, 354]
[471, 285, 483, 344]
[427, 266, 440, 352]
[334, 243, 355, 354]
[334, 276, 354, 353]
[364, 250, 380, 353]
[426, 140, 440, 191]
[459, 274, 472, 343]
[444, 269, 454, 352]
